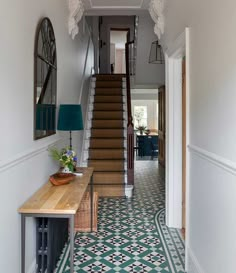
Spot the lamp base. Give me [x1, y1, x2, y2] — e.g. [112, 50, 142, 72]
[69, 130, 72, 150]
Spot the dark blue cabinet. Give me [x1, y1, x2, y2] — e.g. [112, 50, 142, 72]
[136, 134, 158, 157]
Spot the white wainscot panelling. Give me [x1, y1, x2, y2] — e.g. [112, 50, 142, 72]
[187, 144, 236, 273]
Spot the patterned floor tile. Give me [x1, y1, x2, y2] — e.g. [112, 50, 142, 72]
[56, 161, 185, 273]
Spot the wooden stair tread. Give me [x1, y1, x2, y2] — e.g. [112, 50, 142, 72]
[95, 87, 123, 90]
[90, 129, 124, 138]
[95, 92, 123, 96]
[91, 121, 124, 129]
[90, 136, 124, 139]
[93, 109, 124, 111]
[89, 147, 125, 150]
[88, 159, 125, 172]
[94, 96, 123, 103]
[89, 159, 125, 161]
[95, 89, 123, 96]
[93, 102, 123, 105]
[95, 74, 125, 81]
[92, 112, 124, 120]
[93, 104, 123, 111]
[93, 170, 125, 173]
[94, 94, 123, 96]
[90, 139, 124, 149]
[87, 74, 127, 195]
[89, 149, 124, 153]
[93, 172, 125, 185]
[95, 82, 122, 88]
[90, 137, 125, 139]
[92, 119, 124, 121]
[93, 185, 125, 197]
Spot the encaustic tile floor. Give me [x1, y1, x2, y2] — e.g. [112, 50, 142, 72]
[56, 161, 185, 273]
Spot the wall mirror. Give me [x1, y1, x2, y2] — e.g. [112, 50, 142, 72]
[34, 17, 57, 140]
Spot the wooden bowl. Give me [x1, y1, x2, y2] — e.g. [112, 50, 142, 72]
[49, 172, 76, 186]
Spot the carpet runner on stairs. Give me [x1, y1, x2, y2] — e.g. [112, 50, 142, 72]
[87, 74, 127, 197]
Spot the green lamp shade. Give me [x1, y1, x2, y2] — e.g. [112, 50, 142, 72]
[57, 104, 83, 131]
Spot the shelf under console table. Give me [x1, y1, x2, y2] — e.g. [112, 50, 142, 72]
[18, 167, 94, 273]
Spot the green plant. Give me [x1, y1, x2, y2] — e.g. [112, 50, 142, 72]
[136, 125, 146, 131]
[49, 147, 77, 172]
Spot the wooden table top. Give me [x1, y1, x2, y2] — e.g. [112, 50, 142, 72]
[18, 167, 93, 215]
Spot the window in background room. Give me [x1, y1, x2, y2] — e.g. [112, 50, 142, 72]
[134, 106, 147, 128]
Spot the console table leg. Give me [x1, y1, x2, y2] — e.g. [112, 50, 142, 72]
[69, 215, 74, 273]
[21, 215, 26, 273]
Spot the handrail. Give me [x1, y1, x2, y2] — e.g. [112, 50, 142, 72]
[125, 40, 135, 185]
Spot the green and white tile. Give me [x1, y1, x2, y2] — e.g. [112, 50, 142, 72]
[56, 161, 185, 273]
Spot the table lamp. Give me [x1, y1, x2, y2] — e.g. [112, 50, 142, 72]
[57, 104, 83, 149]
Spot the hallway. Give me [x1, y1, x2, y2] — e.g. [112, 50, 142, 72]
[56, 161, 185, 273]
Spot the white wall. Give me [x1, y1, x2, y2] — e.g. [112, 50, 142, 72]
[0, 0, 93, 272]
[162, 1, 236, 272]
[135, 12, 165, 87]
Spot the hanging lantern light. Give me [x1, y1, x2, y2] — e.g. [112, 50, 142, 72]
[149, 40, 164, 64]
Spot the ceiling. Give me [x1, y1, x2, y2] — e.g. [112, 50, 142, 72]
[83, 0, 151, 15]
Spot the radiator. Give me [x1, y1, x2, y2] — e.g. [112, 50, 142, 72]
[36, 218, 68, 272]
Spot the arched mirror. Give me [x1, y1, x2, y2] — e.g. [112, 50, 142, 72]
[34, 17, 57, 140]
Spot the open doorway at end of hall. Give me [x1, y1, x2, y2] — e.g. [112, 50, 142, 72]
[131, 89, 162, 162]
[110, 29, 129, 74]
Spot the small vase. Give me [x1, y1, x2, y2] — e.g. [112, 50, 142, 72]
[62, 166, 71, 173]
[73, 161, 77, 172]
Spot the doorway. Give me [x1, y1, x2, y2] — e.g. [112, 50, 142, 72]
[110, 29, 129, 74]
[165, 27, 189, 270]
[131, 89, 159, 161]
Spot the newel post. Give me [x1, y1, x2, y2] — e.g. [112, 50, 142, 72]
[125, 42, 134, 185]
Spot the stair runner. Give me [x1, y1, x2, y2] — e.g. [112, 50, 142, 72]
[88, 74, 127, 197]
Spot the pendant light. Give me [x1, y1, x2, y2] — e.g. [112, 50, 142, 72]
[149, 40, 164, 64]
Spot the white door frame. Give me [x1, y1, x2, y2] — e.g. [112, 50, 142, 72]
[164, 27, 190, 228]
[164, 27, 190, 270]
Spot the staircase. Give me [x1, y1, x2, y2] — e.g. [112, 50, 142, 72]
[83, 74, 128, 197]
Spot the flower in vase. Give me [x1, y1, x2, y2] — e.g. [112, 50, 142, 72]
[49, 147, 77, 172]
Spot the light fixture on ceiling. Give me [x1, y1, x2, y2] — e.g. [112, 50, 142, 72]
[149, 40, 164, 64]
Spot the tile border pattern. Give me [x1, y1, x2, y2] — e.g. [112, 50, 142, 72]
[56, 161, 185, 272]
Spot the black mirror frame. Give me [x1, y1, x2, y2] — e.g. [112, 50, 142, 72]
[34, 17, 57, 140]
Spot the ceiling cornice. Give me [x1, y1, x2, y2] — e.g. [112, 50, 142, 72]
[83, 0, 150, 16]
[88, 0, 144, 9]
[149, 0, 166, 39]
[66, 0, 166, 39]
[68, 0, 85, 39]
[84, 8, 148, 16]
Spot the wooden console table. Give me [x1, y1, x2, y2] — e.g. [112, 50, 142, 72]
[18, 167, 94, 273]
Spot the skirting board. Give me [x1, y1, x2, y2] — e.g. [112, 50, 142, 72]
[187, 246, 205, 273]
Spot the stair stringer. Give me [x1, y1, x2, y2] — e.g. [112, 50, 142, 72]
[80, 76, 96, 166]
